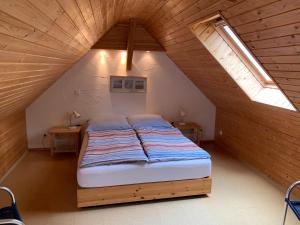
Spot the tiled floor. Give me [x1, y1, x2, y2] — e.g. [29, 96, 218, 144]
[1, 144, 298, 225]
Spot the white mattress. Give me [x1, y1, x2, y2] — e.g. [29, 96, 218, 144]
[77, 133, 211, 188]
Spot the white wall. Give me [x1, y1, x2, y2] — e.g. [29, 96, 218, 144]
[26, 50, 216, 148]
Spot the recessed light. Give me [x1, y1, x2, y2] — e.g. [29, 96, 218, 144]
[99, 50, 106, 56]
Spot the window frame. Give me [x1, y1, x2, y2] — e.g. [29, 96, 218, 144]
[189, 14, 297, 111]
[213, 20, 276, 88]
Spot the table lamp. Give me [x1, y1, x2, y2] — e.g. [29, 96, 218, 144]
[179, 108, 187, 125]
[69, 110, 81, 128]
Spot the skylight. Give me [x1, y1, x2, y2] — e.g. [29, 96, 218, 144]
[223, 25, 273, 83]
[190, 15, 296, 111]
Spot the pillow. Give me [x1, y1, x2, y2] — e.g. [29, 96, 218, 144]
[87, 114, 131, 132]
[127, 114, 172, 129]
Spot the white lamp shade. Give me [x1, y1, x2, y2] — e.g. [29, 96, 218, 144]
[72, 111, 81, 118]
[179, 109, 186, 117]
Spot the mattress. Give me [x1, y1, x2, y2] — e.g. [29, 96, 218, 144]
[77, 133, 211, 188]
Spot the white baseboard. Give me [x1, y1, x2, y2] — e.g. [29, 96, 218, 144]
[0, 151, 28, 184]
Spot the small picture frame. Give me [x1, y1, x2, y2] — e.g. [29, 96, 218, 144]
[135, 80, 145, 90]
[110, 76, 147, 93]
[112, 78, 123, 89]
[124, 79, 134, 89]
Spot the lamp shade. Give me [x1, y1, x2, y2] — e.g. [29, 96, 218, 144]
[179, 108, 186, 117]
[72, 111, 81, 119]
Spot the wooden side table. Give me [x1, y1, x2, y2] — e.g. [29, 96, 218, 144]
[48, 126, 81, 156]
[172, 122, 202, 146]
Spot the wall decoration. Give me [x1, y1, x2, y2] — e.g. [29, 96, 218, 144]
[110, 76, 147, 93]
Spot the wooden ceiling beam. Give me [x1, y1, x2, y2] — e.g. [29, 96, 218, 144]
[126, 18, 137, 70]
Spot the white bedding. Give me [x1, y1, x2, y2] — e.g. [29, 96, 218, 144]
[77, 133, 211, 188]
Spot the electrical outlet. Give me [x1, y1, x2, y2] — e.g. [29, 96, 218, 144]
[74, 89, 81, 96]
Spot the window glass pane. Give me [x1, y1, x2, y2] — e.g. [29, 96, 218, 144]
[223, 25, 273, 82]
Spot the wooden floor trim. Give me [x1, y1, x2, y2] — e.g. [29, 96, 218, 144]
[0, 150, 28, 184]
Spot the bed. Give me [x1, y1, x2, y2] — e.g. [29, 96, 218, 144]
[77, 114, 212, 208]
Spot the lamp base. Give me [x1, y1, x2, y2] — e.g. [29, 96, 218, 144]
[68, 126, 78, 129]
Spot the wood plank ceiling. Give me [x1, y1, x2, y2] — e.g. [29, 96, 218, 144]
[0, 0, 299, 188]
[1, 0, 299, 117]
[92, 23, 164, 51]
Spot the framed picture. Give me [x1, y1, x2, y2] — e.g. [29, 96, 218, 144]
[110, 76, 147, 93]
[135, 80, 145, 90]
[124, 79, 134, 89]
[112, 78, 123, 89]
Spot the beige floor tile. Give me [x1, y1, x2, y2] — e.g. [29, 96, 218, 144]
[1, 145, 298, 225]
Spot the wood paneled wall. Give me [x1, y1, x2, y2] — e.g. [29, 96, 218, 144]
[0, 0, 299, 189]
[216, 108, 300, 190]
[137, 0, 300, 189]
[0, 0, 123, 178]
[0, 111, 27, 179]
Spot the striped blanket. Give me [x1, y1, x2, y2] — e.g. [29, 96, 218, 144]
[136, 128, 210, 162]
[80, 129, 148, 168]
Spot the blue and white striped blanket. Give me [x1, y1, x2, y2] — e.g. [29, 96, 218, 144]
[80, 129, 148, 168]
[136, 127, 210, 162]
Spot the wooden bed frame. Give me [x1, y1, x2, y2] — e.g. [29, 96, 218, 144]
[77, 132, 212, 208]
[77, 177, 211, 207]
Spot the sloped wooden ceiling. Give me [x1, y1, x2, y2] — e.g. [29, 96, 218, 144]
[0, 0, 299, 188]
[1, 0, 299, 118]
[92, 23, 164, 51]
[0, 0, 121, 119]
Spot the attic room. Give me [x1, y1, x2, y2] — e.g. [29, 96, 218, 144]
[0, 0, 299, 225]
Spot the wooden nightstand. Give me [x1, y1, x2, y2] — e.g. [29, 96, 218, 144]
[172, 122, 202, 146]
[48, 126, 81, 156]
